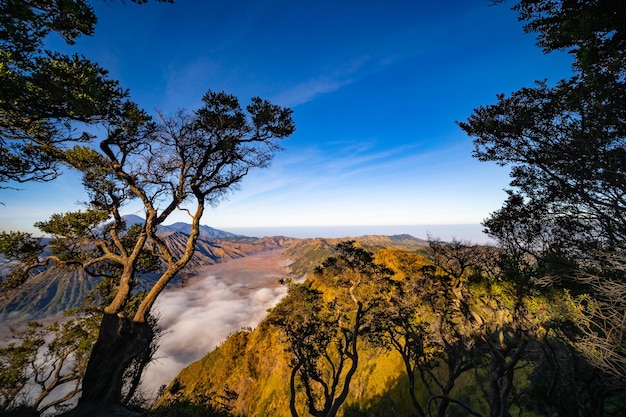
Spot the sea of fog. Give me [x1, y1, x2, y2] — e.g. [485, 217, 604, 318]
[223, 224, 492, 244]
[142, 263, 289, 395]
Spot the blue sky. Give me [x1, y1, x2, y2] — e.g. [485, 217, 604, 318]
[0, 0, 572, 241]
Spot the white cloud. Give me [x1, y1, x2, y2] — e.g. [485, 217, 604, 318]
[142, 273, 287, 395]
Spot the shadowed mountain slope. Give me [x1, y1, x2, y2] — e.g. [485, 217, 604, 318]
[0, 230, 299, 321]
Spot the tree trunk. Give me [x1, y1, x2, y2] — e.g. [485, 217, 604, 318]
[77, 313, 153, 408]
[402, 358, 425, 417]
[289, 361, 302, 417]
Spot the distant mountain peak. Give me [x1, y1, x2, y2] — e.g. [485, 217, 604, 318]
[164, 222, 243, 239]
[121, 214, 146, 226]
[117, 215, 243, 239]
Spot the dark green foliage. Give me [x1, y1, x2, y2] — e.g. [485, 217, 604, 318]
[0, 0, 124, 185]
[150, 399, 239, 417]
[461, 0, 626, 398]
[0, 231, 42, 261]
[461, 77, 626, 250]
[461, 0, 626, 252]
[513, 0, 626, 74]
[0, 0, 174, 186]
[0, 231, 43, 293]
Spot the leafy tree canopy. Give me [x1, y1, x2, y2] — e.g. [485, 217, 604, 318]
[461, 0, 626, 389]
[0, 0, 171, 186]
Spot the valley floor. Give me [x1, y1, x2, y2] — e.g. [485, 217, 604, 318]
[190, 248, 293, 294]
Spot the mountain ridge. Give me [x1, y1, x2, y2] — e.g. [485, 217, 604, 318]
[0, 226, 428, 325]
[0, 225, 298, 321]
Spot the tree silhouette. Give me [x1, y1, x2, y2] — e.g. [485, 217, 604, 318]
[460, 0, 626, 408]
[270, 242, 394, 417]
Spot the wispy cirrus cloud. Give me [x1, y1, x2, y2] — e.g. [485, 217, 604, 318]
[271, 54, 397, 107]
[271, 76, 353, 108]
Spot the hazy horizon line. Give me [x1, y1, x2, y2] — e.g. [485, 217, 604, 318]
[219, 223, 492, 243]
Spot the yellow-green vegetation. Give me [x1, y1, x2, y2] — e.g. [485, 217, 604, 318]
[285, 236, 427, 279]
[158, 321, 413, 417]
[159, 324, 287, 415]
[156, 240, 620, 417]
[165, 324, 293, 416]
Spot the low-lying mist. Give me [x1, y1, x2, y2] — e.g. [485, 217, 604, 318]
[141, 251, 290, 395]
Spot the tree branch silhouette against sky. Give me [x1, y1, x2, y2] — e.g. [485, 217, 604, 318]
[0, 0, 572, 240]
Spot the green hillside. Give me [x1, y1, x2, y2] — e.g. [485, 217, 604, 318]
[160, 322, 414, 417]
[156, 241, 626, 417]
